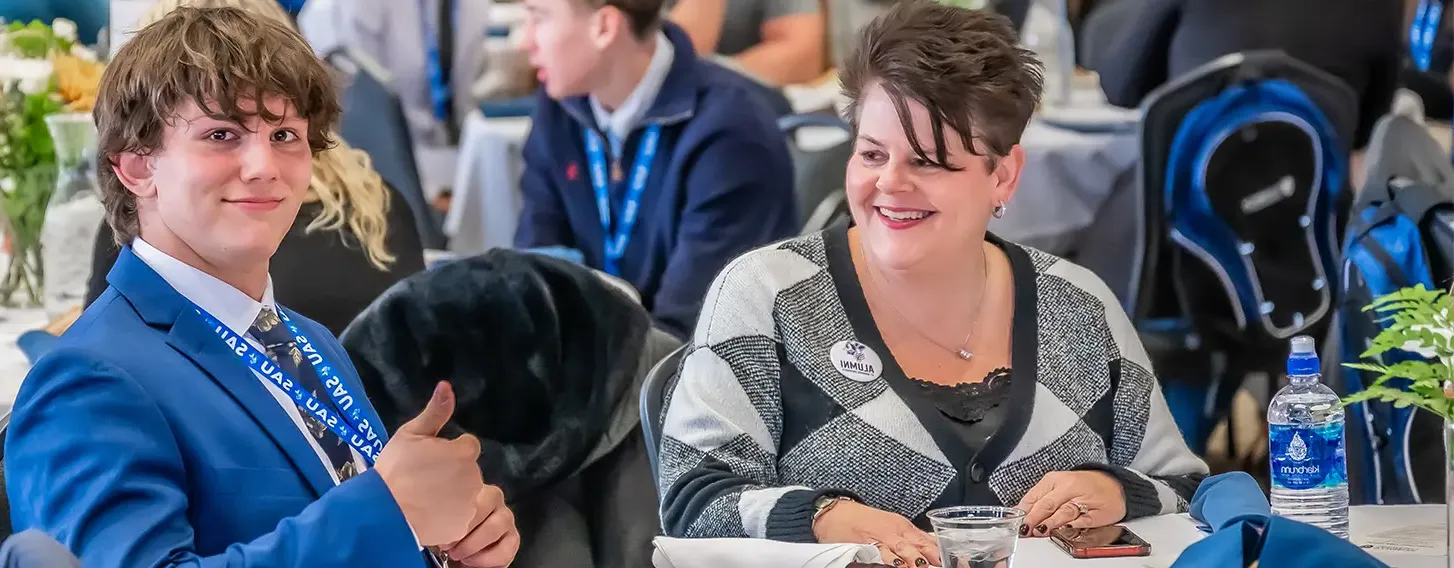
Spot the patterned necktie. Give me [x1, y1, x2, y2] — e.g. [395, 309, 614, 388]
[249, 306, 358, 483]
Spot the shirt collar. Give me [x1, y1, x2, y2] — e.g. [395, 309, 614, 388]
[130, 238, 277, 336]
[590, 30, 675, 154]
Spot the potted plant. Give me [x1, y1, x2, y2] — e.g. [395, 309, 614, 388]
[1341, 284, 1454, 566]
[0, 18, 104, 307]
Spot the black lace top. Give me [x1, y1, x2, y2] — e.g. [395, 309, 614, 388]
[906, 368, 1013, 456]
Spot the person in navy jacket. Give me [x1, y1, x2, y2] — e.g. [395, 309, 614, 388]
[513, 0, 798, 338]
[4, 7, 519, 567]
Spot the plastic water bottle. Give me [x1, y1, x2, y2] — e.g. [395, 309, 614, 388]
[1268, 335, 1349, 539]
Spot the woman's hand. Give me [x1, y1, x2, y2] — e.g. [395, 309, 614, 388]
[1015, 471, 1127, 537]
[814, 500, 942, 567]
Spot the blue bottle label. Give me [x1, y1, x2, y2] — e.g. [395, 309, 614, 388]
[1269, 422, 1347, 490]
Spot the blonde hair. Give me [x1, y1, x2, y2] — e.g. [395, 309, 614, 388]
[135, 0, 396, 270]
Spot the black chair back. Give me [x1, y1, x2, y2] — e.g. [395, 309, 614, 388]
[1360, 115, 1454, 206]
[801, 190, 852, 236]
[330, 48, 448, 250]
[1133, 50, 1358, 325]
[1133, 51, 1357, 454]
[1336, 114, 1454, 506]
[639, 345, 686, 486]
[781, 114, 854, 229]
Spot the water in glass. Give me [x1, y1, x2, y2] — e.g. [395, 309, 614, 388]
[927, 506, 1025, 568]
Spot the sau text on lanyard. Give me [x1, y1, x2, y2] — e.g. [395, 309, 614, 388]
[583, 124, 662, 276]
[198, 306, 386, 463]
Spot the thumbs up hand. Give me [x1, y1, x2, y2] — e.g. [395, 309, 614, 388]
[375, 382, 485, 546]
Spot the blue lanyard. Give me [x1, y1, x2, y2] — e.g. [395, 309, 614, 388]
[421, 0, 457, 122]
[196, 305, 387, 464]
[1413, 0, 1443, 72]
[583, 124, 662, 276]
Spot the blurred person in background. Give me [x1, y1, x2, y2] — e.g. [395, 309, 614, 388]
[298, 0, 492, 144]
[513, 0, 797, 338]
[669, 0, 826, 86]
[1398, 0, 1454, 120]
[85, 0, 427, 337]
[1085, 0, 1403, 155]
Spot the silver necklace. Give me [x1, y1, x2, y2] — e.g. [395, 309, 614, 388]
[865, 254, 989, 361]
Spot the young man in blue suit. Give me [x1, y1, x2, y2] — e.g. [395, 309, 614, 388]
[513, 0, 799, 338]
[4, 7, 519, 567]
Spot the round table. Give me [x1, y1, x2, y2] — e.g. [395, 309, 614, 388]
[1013, 506, 1446, 567]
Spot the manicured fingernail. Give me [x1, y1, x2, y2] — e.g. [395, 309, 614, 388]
[915, 559, 928, 566]
[1019, 525, 1029, 536]
[1036, 524, 1047, 535]
[893, 560, 904, 567]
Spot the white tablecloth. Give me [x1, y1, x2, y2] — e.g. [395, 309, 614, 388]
[447, 111, 530, 255]
[648, 506, 1444, 568]
[1012, 506, 1447, 567]
[1012, 513, 1204, 567]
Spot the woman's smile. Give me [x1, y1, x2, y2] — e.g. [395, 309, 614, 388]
[875, 205, 938, 230]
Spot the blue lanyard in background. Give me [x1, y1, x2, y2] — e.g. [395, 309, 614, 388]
[583, 124, 662, 276]
[421, 0, 458, 122]
[1413, 0, 1444, 72]
[197, 305, 387, 463]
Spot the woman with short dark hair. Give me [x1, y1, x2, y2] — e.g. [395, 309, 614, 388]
[655, 2, 1207, 565]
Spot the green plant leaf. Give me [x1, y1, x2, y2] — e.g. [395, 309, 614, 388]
[1342, 285, 1454, 423]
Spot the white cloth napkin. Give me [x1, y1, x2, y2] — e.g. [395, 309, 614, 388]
[652, 537, 883, 568]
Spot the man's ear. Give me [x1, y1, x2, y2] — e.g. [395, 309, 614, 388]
[111, 152, 157, 198]
[591, 4, 630, 49]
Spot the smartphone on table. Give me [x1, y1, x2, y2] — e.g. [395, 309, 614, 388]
[1049, 525, 1152, 559]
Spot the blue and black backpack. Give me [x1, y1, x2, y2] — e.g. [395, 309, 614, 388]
[1140, 54, 1356, 454]
[1338, 113, 1454, 506]
[1163, 78, 1346, 343]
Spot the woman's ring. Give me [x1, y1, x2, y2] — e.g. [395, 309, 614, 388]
[1070, 501, 1090, 518]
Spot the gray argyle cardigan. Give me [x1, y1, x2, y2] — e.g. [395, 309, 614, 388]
[655, 223, 1209, 542]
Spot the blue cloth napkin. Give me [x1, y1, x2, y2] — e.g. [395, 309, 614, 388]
[525, 247, 585, 265]
[1174, 472, 1387, 568]
[479, 97, 539, 119]
[1172, 516, 1388, 568]
[1189, 472, 1271, 531]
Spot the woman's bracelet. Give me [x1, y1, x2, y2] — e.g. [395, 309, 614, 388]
[812, 495, 855, 523]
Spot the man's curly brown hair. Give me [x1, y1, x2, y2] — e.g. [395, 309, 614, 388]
[93, 6, 341, 245]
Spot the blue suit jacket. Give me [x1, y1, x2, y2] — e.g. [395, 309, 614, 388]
[4, 248, 423, 567]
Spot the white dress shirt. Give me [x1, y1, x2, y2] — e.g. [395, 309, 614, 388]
[131, 238, 366, 485]
[299, 0, 491, 143]
[589, 31, 675, 157]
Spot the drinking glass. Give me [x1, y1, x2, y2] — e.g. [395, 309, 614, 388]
[926, 506, 1026, 568]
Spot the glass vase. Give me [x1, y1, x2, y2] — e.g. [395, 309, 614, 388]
[0, 164, 55, 307]
[1022, 0, 1076, 107]
[1445, 419, 1453, 568]
[40, 112, 102, 319]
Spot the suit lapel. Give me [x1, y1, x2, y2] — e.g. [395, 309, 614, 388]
[166, 313, 338, 497]
[108, 248, 337, 498]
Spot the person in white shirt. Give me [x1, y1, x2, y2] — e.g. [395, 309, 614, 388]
[4, 7, 518, 567]
[298, 0, 492, 143]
